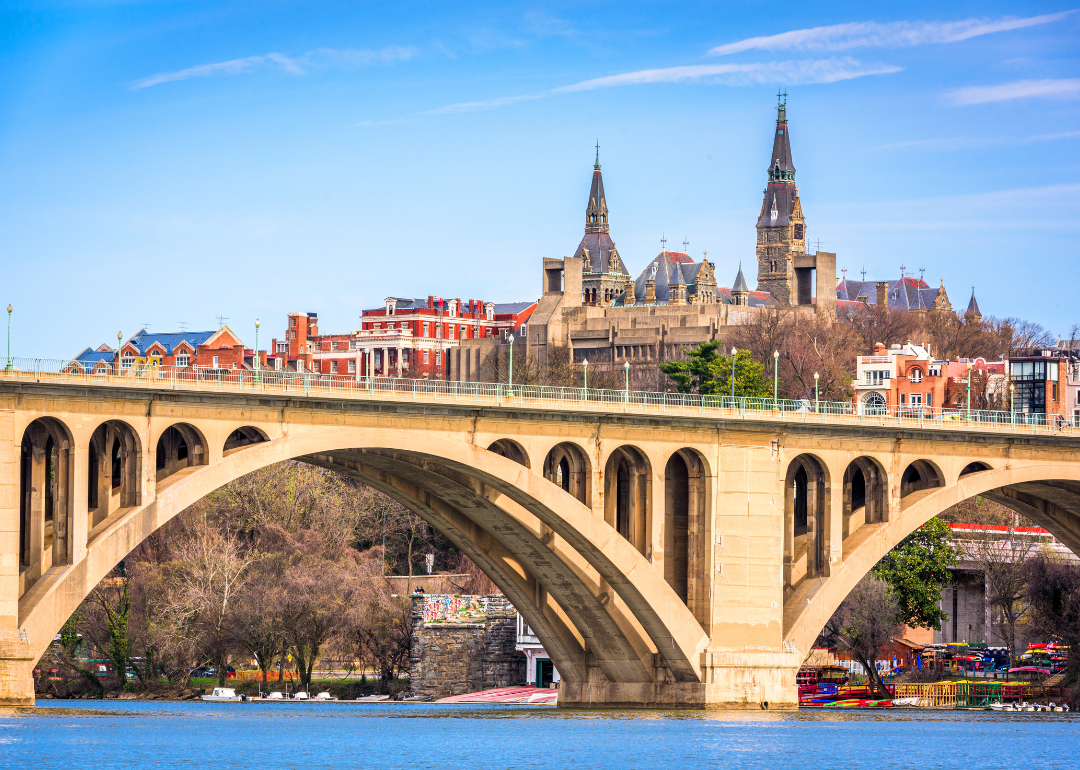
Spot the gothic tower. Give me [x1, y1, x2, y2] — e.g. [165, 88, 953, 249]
[755, 91, 806, 305]
[573, 145, 630, 306]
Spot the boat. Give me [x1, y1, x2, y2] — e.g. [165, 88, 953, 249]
[266, 691, 284, 699]
[201, 687, 241, 702]
[314, 692, 338, 701]
[293, 691, 309, 700]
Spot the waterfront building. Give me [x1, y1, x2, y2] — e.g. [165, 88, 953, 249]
[515, 613, 560, 689]
[69, 327, 263, 373]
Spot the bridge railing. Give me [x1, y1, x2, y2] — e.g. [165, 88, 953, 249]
[2, 356, 1078, 437]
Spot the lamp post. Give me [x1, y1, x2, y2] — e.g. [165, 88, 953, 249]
[773, 350, 779, 406]
[966, 360, 972, 421]
[624, 360, 630, 404]
[507, 334, 514, 397]
[254, 319, 261, 384]
[730, 346, 737, 403]
[117, 331, 123, 375]
[5, 304, 11, 371]
[582, 358, 588, 399]
[814, 372, 820, 413]
[1010, 382, 1015, 425]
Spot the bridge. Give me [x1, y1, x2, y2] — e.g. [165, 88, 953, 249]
[3, 361, 1080, 707]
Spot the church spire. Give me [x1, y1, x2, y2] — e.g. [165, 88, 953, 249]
[768, 87, 795, 183]
[965, 287, 982, 322]
[585, 143, 609, 234]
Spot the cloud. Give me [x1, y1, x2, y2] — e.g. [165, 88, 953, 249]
[130, 46, 417, 90]
[426, 57, 900, 114]
[874, 130, 1080, 151]
[950, 78, 1080, 105]
[708, 11, 1075, 56]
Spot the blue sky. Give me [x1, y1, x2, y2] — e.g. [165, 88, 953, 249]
[2, 1, 1078, 359]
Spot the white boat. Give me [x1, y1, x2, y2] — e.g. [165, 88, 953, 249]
[314, 692, 338, 701]
[990, 702, 1005, 711]
[266, 691, 284, 699]
[201, 687, 241, 702]
[293, 691, 309, 700]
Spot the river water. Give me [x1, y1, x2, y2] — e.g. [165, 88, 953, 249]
[2, 701, 1077, 769]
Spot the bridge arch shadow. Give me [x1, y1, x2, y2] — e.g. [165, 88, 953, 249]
[488, 438, 530, 468]
[17, 429, 710, 702]
[783, 463, 1080, 655]
[18, 417, 75, 598]
[543, 441, 591, 506]
[604, 445, 651, 556]
[155, 422, 208, 483]
[783, 454, 829, 600]
[664, 448, 710, 626]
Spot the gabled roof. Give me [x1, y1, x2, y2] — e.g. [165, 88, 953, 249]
[835, 276, 940, 311]
[575, 232, 628, 276]
[125, 329, 218, 356]
[71, 347, 116, 366]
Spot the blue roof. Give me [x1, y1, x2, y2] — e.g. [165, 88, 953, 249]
[71, 347, 116, 366]
[127, 329, 216, 356]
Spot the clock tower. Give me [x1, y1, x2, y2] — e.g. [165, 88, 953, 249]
[755, 91, 806, 305]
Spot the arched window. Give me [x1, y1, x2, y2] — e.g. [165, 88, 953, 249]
[861, 391, 887, 416]
[910, 368, 923, 383]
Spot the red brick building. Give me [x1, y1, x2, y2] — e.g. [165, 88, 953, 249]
[270, 297, 536, 380]
[70, 327, 266, 373]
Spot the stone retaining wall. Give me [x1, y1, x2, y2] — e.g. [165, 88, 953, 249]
[408, 594, 526, 699]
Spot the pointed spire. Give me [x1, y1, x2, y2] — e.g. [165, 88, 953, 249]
[733, 262, 749, 293]
[585, 146, 609, 234]
[768, 89, 795, 183]
[965, 287, 982, 321]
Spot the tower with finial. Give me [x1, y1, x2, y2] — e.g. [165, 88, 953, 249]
[732, 262, 750, 307]
[573, 142, 629, 307]
[964, 286, 982, 322]
[755, 88, 806, 305]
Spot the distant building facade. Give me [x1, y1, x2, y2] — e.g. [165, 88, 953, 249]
[69, 327, 263, 374]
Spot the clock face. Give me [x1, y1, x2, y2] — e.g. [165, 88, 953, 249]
[794, 224, 804, 239]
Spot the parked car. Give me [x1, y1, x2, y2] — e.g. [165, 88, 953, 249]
[190, 666, 216, 678]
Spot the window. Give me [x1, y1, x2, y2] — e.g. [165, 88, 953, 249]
[277, 342, 286, 353]
[927, 392, 933, 407]
[910, 368, 923, 383]
[331, 360, 338, 373]
[449, 325, 455, 339]
[865, 370, 890, 385]
[423, 350, 429, 364]
[348, 360, 355, 373]
[275, 357, 283, 371]
[177, 353, 190, 367]
[929, 366, 941, 377]
[423, 323, 429, 337]
[436, 324, 442, 339]
[313, 361, 321, 373]
[291, 317, 297, 327]
[212, 355, 219, 368]
[331, 341, 338, 351]
[374, 323, 381, 330]
[909, 393, 922, 405]
[436, 351, 441, 365]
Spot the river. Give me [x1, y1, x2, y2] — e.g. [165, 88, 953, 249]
[2, 701, 1076, 769]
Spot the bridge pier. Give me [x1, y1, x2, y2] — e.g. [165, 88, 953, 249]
[558, 651, 801, 709]
[0, 637, 35, 706]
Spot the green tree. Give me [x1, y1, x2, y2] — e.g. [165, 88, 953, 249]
[872, 518, 959, 630]
[661, 342, 771, 397]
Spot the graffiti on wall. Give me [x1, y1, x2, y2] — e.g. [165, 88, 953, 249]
[421, 594, 488, 624]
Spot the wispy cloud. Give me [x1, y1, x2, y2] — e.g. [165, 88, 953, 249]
[424, 57, 900, 115]
[130, 46, 417, 90]
[950, 78, 1080, 105]
[708, 11, 1075, 56]
[874, 130, 1080, 151]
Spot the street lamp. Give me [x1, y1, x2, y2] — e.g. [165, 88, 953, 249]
[773, 350, 779, 406]
[117, 331, 123, 375]
[730, 346, 737, 403]
[624, 360, 630, 403]
[5, 304, 11, 371]
[254, 319, 261, 384]
[966, 360, 972, 421]
[1010, 382, 1015, 425]
[582, 358, 588, 400]
[814, 372, 820, 413]
[507, 333, 514, 397]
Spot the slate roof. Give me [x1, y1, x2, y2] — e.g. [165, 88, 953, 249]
[835, 276, 940, 310]
[717, 288, 776, 309]
[574, 232, 628, 276]
[125, 329, 217, 356]
[70, 347, 116, 367]
[770, 111, 795, 175]
[628, 251, 695, 303]
[492, 301, 536, 316]
[756, 186, 799, 227]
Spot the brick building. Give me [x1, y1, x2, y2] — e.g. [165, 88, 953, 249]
[854, 342, 948, 413]
[70, 327, 265, 374]
[272, 298, 536, 381]
[1008, 346, 1080, 421]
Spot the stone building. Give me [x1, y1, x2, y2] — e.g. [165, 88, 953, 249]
[408, 594, 525, 700]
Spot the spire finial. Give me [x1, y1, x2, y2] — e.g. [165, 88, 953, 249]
[594, 140, 600, 170]
[660, 234, 667, 252]
[682, 236, 689, 254]
[776, 86, 787, 121]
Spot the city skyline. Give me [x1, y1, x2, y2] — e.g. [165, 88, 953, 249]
[2, 2, 1078, 358]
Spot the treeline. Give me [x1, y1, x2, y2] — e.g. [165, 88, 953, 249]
[48, 462, 494, 697]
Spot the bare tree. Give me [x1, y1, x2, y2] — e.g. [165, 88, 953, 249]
[966, 528, 1036, 669]
[823, 575, 902, 698]
[280, 557, 355, 691]
[229, 555, 289, 689]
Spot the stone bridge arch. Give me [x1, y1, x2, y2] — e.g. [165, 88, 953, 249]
[16, 427, 710, 706]
[784, 463, 1080, 655]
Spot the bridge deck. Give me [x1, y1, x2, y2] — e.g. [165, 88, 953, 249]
[2, 361, 1076, 439]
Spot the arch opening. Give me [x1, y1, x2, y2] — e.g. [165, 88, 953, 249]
[542, 442, 591, 506]
[487, 439, 530, 468]
[784, 454, 829, 595]
[223, 426, 269, 453]
[19, 417, 74, 598]
[842, 457, 888, 541]
[604, 446, 650, 555]
[88, 420, 142, 530]
[960, 461, 992, 478]
[901, 460, 944, 499]
[155, 423, 207, 483]
[663, 449, 709, 624]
